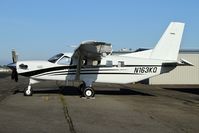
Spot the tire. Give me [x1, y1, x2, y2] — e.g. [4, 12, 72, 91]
[24, 86, 33, 96]
[83, 87, 95, 98]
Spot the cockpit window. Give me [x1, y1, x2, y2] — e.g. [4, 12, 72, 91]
[48, 53, 64, 63]
[57, 56, 71, 65]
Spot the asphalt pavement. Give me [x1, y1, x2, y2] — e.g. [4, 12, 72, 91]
[0, 73, 199, 133]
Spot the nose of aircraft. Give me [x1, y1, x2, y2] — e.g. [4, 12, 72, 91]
[7, 62, 16, 69]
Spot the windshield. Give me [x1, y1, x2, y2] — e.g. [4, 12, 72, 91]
[48, 53, 64, 63]
[57, 56, 71, 65]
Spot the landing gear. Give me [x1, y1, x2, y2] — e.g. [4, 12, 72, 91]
[23, 78, 39, 96]
[24, 85, 33, 96]
[79, 82, 95, 98]
[83, 87, 95, 98]
[78, 82, 85, 93]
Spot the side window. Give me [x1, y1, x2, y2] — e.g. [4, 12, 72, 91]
[92, 60, 96, 66]
[83, 60, 101, 66]
[106, 60, 113, 67]
[118, 61, 125, 67]
[58, 56, 71, 65]
[93, 60, 100, 66]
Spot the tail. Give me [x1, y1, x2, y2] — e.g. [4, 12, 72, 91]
[150, 22, 185, 61]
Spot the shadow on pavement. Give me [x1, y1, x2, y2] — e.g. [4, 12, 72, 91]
[14, 86, 154, 96]
[164, 88, 199, 95]
[95, 88, 154, 96]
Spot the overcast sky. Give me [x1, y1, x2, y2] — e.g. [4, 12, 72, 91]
[0, 0, 199, 65]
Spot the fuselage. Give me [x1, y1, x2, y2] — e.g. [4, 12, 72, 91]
[16, 53, 172, 84]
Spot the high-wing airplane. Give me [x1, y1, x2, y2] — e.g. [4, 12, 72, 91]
[7, 22, 192, 98]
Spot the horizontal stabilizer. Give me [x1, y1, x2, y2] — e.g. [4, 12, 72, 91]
[162, 58, 193, 67]
[177, 58, 194, 66]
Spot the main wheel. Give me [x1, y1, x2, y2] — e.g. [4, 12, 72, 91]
[24, 86, 33, 96]
[83, 87, 95, 98]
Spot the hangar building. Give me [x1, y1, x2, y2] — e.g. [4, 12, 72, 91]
[149, 50, 199, 85]
[113, 49, 199, 85]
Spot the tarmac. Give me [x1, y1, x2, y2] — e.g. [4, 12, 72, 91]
[0, 72, 199, 133]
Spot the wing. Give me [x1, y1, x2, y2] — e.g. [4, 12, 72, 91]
[72, 40, 112, 60]
[71, 40, 112, 80]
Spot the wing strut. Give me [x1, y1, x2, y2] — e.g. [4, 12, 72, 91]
[75, 51, 82, 80]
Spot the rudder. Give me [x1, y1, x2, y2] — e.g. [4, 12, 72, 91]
[150, 22, 185, 61]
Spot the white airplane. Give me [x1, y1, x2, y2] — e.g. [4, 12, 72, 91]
[7, 22, 192, 98]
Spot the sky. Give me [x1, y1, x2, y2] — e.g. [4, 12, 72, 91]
[0, 0, 199, 65]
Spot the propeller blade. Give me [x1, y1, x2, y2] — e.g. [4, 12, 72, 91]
[11, 70, 15, 80]
[11, 68, 18, 82]
[12, 49, 18, 63]
[14, 70, 18, 82]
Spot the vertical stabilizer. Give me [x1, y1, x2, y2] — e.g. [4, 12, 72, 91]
[150, 22, 185, 61]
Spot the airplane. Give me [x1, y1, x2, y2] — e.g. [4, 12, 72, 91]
[7, 22, 193, 98]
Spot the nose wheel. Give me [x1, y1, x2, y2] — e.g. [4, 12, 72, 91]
[24, 85, 33, 96]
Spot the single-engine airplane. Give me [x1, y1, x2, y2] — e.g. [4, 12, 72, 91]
[7, 22, 193, 98]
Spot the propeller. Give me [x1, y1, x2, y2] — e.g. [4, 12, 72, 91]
[7, 49, 18, 82]
[12, 50, 18, 63]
